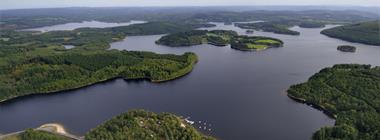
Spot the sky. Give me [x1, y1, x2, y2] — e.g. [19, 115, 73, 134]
[1, 0, 380, 10]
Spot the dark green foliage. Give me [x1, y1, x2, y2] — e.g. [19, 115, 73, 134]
[298, 21, 325, 28]
[321, 21, 380, 46]
[19, 129, 68, 140]
[230, 35, 284, 51]
[0, 21, 202, 102]
[0, 22, 198, 50]
[288, 64, 380, 140]
[85, 110, 215, 140]
[0, 51, 197, 102]
[156, 30, 284, 52]
[156, 30, 208, 47]
[156, 30, 237, 47]
[235, 22, 300, 35]
[337, 45, 356, 52]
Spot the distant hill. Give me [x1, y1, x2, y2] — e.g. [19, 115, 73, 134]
[321, 21, 380, 46]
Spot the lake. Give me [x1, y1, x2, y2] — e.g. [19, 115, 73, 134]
[1, 22, 379, 140]
[22, 20, 146, 32]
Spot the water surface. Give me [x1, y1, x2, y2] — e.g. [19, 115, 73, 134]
[23, 20, 146, 32]
[1, 22, 379, 140]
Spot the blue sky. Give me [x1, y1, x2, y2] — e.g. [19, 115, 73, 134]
[1, 0, 379, 9]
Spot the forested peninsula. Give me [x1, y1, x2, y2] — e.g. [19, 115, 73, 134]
[2, 110, 214, 140]
[287, 64, 380, 140]
[0, 22, 204, 102]
[321, 21, 380, 46]
[85, 110, 215, 140]
[235, 21, 300, 35]
[156, 30, 284, 51]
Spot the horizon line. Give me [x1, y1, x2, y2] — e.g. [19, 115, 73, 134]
[1, 5, 379, 11]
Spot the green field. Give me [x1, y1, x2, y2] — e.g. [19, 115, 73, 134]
[230, 35, 283, 51]
[254, 39, 281, 44]
[246, 44, 268, 49]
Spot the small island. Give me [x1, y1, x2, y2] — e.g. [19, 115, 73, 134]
[231, 36, 283, 51]
[246, 30, 254, 34]
[156, 30, 238, 47]
[337, 45, 356, 52]
[235, 22, 300, 35]
[156, 30, 284, 51]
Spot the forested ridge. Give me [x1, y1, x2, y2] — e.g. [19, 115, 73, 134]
[156, 30, 284, 51]
[235, 21, 300, 35]
[288, 64, 380, 140]
[0, 51, 197, 102]
[0, 22, 200, 102]
[1, 8, 377, 30]
[321, 21, 380, 46]
[156, 30, 237, 47]
[85, 110, 215, 140]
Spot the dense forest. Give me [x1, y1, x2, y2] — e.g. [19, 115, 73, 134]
[0, 21, 203, 102]
[298, 21, 325, 28]
[230, 35, 283, 51]
[2, 110, 212, 140]
[337, 45, 356, 52]
[85, 110, 215, 140]
[156, 30, 237, 47]
[0, 50, 197, 102]
[287, 64, 380, 140]
[235, 21, 300, 35]
[321, 21, 380, 46]
[156, 30, 284, 51]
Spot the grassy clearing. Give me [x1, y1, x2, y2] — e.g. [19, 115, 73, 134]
[254, 39, 280, 44]
[246, 44, 268, 49]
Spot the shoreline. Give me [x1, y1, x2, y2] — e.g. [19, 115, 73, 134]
[287, 93, 337, 119]
[231, 44, 283, 52]
[38, 123, 68, 134]
[1, 123, 82, 140]
[0, 59, 197, 104]
[320, 32, 380, 46]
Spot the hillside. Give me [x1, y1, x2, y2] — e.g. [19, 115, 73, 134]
[288, 64, 380, 140]
[85, 110, 215, 140]
[321, 21, 380, 46]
